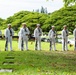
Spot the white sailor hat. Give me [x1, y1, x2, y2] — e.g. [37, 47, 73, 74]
[52, 26, 55, 28]
[22, 23, 26, 25]
[37, 24, 40, 26]
[8, 24, 11, 26]
[63, 25, 67, 27]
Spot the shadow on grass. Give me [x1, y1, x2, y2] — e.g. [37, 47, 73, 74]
[0, 51, 76, 74]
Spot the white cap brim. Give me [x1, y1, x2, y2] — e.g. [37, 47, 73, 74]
[22, 23, 26, 25]
[52, 26, 55, 28]
[8, 24, 11, 26]
[37, 24, 40, 26]
[63, 25, 67, 27]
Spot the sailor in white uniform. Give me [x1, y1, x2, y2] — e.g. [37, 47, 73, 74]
[48, 26, 56, 51]
[62, 25, 68, 51]
[4, 24, 14, 51]
[73, 25, 76, 50]
[18, 31, 21, 50]
[34, 24, 42, 50]
[19, 23, 30, 51]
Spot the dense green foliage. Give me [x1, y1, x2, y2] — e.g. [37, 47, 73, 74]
[49, 0, 76, 7]
[63, 0, 76, 7]
[0, 18, 5, 29]
[0, 5, 76, 33]
[48, 5, 76, 33]
[2, 11, 49, 33]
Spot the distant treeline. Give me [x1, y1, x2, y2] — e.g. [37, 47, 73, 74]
[0, 5, 76, 33]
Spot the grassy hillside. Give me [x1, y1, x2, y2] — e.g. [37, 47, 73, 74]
[0, 50, 76, 75]
[0, 40, 76, 75]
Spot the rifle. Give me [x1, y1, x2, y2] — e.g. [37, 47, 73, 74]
[21, 38, 24, 50]
[74, 31, 76, 50]
[64, 39, 65, 51]
[50, 40, 52, 50]
[75, 40, 76, 50]
[35, 39, 38, 50]
[5, 37, 8, 51]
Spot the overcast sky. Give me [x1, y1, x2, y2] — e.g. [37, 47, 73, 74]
[0, 0, 64, 19]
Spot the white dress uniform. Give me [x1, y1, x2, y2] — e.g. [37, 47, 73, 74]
[62, 29, 68, 51]
[19, 27, 30, 50]
[73, 28, 76, 50]
[4, 28, 14, 51]
[18, 31, 21, 50]
[34, 28, 42, 50]
[48, 29, 56, 50]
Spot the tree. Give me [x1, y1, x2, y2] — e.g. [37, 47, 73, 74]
[34, 6, 48, 14]
[48, 0, 76, 7]
[63, 0, 76, 7]
[0, 18, 5, 29]
[40, 6, 48, 14]
[45, 5, 76, 33]
[1, 5, 76, 33]
[1, 11, 49, 33]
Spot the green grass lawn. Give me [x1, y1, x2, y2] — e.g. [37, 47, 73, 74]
[0, 40, 76, 75]
[0, 39, 74, 51]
